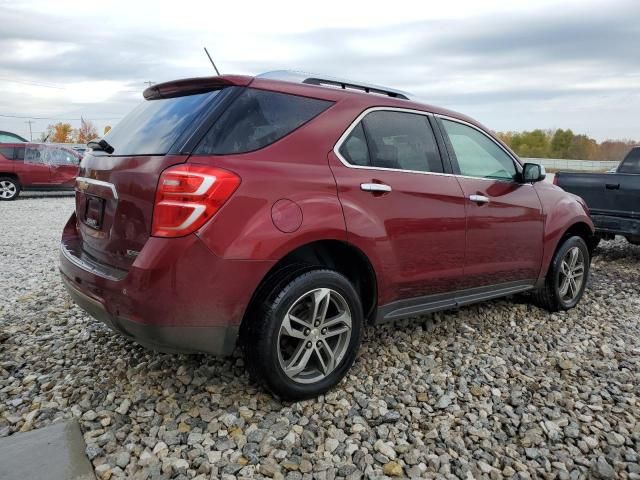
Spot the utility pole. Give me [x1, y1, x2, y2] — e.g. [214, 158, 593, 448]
[25, 120, 34, 141]
[144, 81, 155, 88]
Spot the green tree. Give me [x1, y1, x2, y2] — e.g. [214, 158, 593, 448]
[550, 129, 574, 159]
[516, 129, 550, 158]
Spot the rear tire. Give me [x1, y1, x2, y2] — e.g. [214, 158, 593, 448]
[533, 236, 590, 312]
[0, 177, 20, 200]
[242, 269, 363, 400]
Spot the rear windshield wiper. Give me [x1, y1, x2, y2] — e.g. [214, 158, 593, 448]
[87, 139, 115, 154]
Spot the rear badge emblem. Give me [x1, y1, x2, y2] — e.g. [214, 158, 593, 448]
[76, 179, 89, 191]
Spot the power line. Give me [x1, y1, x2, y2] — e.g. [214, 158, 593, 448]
[0, 114, 123, 120]
[0, 77, 65, 89]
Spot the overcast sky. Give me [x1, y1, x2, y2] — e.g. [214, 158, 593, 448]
[0, 0, 638, 142]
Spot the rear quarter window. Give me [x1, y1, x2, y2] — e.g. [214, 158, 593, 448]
[195, 89, 333, 155]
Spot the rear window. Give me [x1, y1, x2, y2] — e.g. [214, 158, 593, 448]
[619, 148, 640, 174]
[195, 89, 333, 155]
[100, 90, 224, 156]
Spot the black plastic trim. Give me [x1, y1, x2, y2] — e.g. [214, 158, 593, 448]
[375, 279, 536, 323]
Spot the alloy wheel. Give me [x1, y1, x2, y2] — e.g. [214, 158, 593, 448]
[0, 180, 17, 199]
[558, 246, 585, 302]
[277, 288, 352, 384]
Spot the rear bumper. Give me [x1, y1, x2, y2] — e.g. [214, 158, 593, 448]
[59, 214, 275, 355]
[592, 214, 640, 237]
[61, 274, 238, 355]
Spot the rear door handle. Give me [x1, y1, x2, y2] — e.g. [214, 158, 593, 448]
[469, 194, 490, 204]
[605, 183, 620, 190]
[360, 183, 392, 193]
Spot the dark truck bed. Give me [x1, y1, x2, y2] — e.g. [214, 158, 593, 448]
[555, 146, 640, 244]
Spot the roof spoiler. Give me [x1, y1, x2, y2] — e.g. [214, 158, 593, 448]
[143, 75, 253, 100]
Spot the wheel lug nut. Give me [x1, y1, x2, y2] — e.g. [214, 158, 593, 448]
[304, 328, 310, 335]
[314, 322, 320, 327]
[316, 341, 322, 347]
[321, 328, 327, 335]
[306, 341, 312, 349]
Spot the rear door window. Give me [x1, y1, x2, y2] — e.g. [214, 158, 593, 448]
[339, 123, 370, 166]
[0, 146, 14, 159]
[362, 111, 443, 173]
[195, 89, 332, 155]
[100, 90, 225, 156]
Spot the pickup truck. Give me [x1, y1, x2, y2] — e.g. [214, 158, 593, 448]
[0, 143, 82, 200]
[555, 146, 640, 245]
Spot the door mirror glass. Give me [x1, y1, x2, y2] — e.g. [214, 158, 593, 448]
[522, 163, 546, 183]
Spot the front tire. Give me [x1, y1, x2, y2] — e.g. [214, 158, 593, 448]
[242, 269, 363, 400]
[534, 236, 590, 312]
[0, 177, 20, 200]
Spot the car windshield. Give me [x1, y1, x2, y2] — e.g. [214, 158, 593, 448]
[99, 90, 225, 156]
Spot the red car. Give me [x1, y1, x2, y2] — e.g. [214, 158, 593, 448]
[59, 72, 595, 399]
[0, 143, 81, 200]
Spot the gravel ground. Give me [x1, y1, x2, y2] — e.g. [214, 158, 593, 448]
[1, 196, 639, 480]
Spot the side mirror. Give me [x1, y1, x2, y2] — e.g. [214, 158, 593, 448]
[522, 163, 546, 183]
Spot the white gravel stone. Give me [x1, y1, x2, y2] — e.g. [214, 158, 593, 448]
[1, 196, 640, 480]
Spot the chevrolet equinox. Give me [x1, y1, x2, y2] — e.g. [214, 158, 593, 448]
[60, 71, 595, 399]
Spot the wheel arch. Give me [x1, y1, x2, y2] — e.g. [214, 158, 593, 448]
[0, 173, 20, 183]
[562, 221, 596, 254]
[241, 239, 378, 334]
[538, 220, 595, 284]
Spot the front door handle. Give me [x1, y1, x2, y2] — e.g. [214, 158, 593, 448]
[361, 183, 392, 193]
[469, 194, 490, 204]
[605, 183, 620, 190]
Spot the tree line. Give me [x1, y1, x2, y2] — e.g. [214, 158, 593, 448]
[496, 129, 637, 161]
[38, 119, 110, 144]
[38, 120, 636, 162]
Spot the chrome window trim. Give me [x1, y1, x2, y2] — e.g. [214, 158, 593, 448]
[333, 107, 453, 178]
[76, 177, 119, 200]
[333, 107, 528, 185]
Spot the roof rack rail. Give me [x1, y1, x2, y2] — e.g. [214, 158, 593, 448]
[257, 70, 412, 100]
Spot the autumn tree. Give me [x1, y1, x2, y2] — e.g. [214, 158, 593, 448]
[46, 122, 74, 143]
[74, 118, 99, 144]
[598, 140, 637, 161]
[567, 134, 598, 160]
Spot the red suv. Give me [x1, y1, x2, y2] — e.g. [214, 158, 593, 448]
[0, 143, 81, 200]
[59, 72, 595, 399]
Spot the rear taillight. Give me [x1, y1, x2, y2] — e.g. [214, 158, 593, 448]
[152, 164, 240, 238]
[552, 174, 559, 185]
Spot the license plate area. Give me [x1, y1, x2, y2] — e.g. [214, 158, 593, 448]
[84, 195, 105, 230]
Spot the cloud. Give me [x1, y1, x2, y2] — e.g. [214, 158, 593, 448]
[0, 0, 638, 141]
